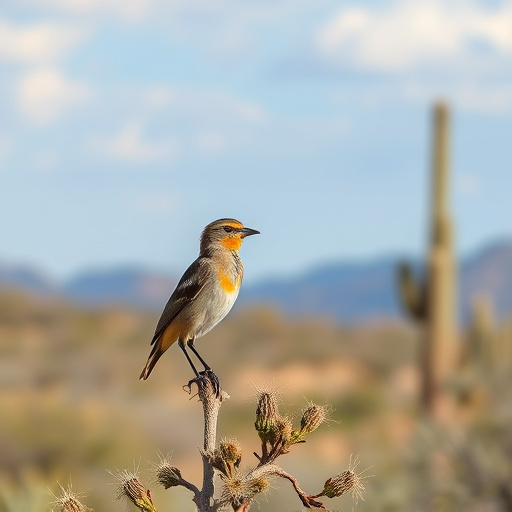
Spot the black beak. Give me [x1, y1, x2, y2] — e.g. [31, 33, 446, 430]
[240, 227, 260, 238]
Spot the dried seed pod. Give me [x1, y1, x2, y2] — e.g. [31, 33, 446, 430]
[115, 470, 157, 512]
[268, 416, 293, 456]
[274, 416, 292, 444]
[321, 470, 357, 498]
[220, 437, 242, 468]
[222, 475, 269, 510]
[255, 390, 279, 442]
[245, 476, 269, 495]
[222, 476, 245, 509]
[300, 404, 328, 435]
[53, 484, 88, 512]
[155, 461, 182, 489]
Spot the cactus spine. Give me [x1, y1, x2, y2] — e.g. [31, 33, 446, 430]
[397, 102, 458, 416]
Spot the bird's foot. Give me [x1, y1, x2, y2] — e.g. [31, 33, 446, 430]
[184, 370, 221, 398]
[201, 369, 221, 397]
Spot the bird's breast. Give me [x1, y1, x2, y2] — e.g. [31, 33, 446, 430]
[192, 268, 240, 339]
[218, 271, 240, 294]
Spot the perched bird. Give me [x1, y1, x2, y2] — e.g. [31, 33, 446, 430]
[140, 218, 259, 390]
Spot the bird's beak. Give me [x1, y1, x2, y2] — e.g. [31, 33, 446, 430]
[239, 227, 260, 238]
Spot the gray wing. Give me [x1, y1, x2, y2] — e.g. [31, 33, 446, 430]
[151, 257, 211, 345]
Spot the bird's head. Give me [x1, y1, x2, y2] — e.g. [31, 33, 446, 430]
[200, 218, 260, 254]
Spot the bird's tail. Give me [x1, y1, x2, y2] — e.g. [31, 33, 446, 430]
[139, 344, 164, 380]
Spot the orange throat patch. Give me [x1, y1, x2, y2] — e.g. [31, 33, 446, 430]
[221, 236, 242, 251]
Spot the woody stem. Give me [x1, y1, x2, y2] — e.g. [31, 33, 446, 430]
[193, 372, 227, 512]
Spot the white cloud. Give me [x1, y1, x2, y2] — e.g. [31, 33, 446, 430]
[0, 18, 87, 65]
[71, 84, 270, 166]
[89, 121, 177, 163]
[17, 68, 93, 124]
[316, 0, 512, 72]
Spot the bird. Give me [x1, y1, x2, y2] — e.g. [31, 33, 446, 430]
[140, 218, 259, 392]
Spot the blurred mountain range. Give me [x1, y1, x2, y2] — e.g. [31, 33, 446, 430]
[1, 239, 511, 324]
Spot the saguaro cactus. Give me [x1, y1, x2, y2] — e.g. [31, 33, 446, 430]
[498, 315, 512, 372]
[397, 262, 428, 323]
[397, 102, 458, 416]
[467, 295, 496, 371]
[468, 297, 512, 376]
[427, 102, 458, 411]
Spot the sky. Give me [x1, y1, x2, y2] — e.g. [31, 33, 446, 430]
[0, 0, 511, 283]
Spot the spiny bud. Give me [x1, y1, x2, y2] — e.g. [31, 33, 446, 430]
[220, 437, 242, 468]
[222, 476, 245, 509]
[275, 416, 293, 443]
[300, 404, 329, 435]
[60, 497, 87, 512]
[255, 390, 279, 442]
[115, 471, 157, 512]
[269, 416, 293, 455]
[222, 475, 269, 510]
[290, 403, 330, 444]
[155, 460, 182, 489]
[217, 437, 242, 476]
[245, 476, 269, 495]
[53, 484, 89, 512]
[320, 470, 357, 499]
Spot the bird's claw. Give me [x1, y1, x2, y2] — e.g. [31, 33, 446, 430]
[185, 370, 221, 398]
[201, 369, 221, 397]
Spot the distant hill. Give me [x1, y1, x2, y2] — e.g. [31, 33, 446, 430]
[459, 241, 512, 323]
[0, 264, 176, 311]
[0, 240, 511, 323]
[243, 240, 512, 323]
[64, 267, 177, 310]
[242, 257, 401, 323]
[0, 262, 55, 295]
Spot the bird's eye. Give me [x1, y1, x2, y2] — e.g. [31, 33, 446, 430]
[223, 226, 234, 233]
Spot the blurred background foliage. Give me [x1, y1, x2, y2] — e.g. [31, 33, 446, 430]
[1, 288, 511, 511]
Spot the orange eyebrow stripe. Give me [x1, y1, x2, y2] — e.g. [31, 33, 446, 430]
[221, 237, 242, 251]
[225, 221, 243, 229]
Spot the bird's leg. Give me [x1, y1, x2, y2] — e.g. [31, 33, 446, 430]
[188, 342, 211, 371]
[188, 342, 221, 397]
[181, 341, 216, 395]
[179, 340, 200, 377]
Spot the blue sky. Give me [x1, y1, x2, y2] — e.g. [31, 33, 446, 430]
[0, 0, 511, 283]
